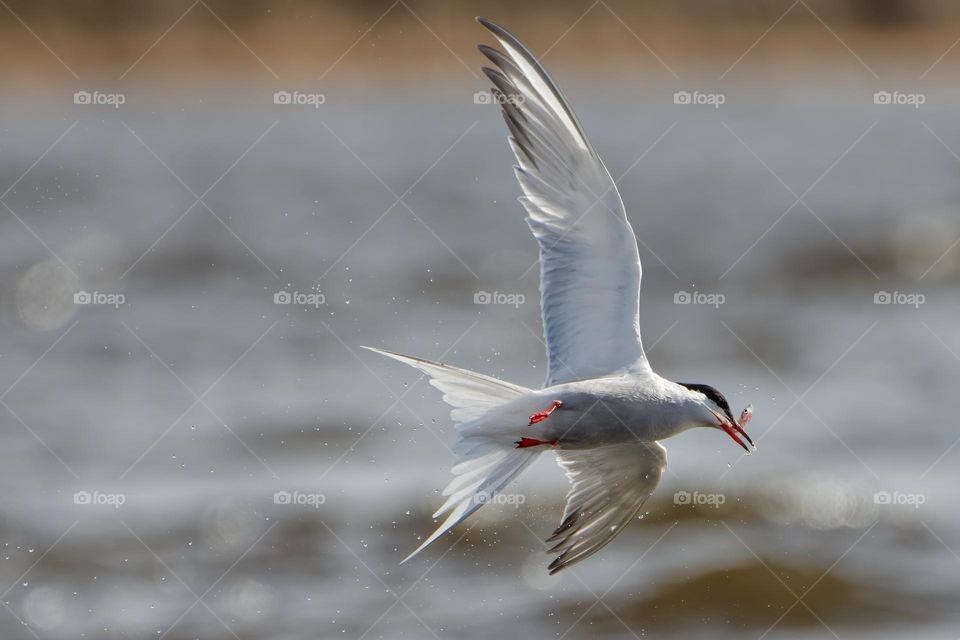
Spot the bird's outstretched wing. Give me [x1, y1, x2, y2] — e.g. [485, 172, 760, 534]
[478, 18, 649, 387]
[548, 442, 666, 574]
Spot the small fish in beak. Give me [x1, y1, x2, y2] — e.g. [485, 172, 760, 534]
[739, 404, 753, 427]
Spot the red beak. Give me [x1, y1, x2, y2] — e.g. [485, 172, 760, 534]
[709, 407, 754, 453]
[720, 419, 753, 453]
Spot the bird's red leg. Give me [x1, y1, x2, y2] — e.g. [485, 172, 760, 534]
[528, 400, 563, 426]
[515, 437, 558, 449]
[517, 401, 563, 447]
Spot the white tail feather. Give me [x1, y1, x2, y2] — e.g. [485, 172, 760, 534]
[362, 346, 539, 562]
[361, 346, 526, 423]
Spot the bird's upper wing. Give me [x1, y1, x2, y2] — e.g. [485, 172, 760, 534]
[547, 441, 666, 574]
[478, 18, 649, 387]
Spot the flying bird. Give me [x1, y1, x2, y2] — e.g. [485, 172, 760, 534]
[365, 17, 755, 574]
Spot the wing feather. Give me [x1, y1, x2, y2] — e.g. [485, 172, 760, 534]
[547, 442, 667, 574]
[478, 18, 649, 386]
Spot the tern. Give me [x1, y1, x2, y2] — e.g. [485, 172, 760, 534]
[365, 17, 755, 574]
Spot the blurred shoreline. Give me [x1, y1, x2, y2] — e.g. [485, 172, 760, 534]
[4, 2, 960, 88]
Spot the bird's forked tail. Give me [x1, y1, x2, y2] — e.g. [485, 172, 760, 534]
[361, 346, 539, 562]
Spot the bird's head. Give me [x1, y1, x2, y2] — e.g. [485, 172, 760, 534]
[677, 382, 754, 453]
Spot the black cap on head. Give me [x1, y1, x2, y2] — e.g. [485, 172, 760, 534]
[677, 382, 736, 424]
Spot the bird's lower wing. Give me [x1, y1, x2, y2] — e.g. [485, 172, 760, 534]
[548, 441, 667, 574]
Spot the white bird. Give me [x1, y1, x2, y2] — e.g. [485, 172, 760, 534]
[364, 17, 755, 575]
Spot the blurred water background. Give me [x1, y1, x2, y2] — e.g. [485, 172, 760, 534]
[0, 1, 959, 638]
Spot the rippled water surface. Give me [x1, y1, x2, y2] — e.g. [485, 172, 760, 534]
[1, 89, 959, 638]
